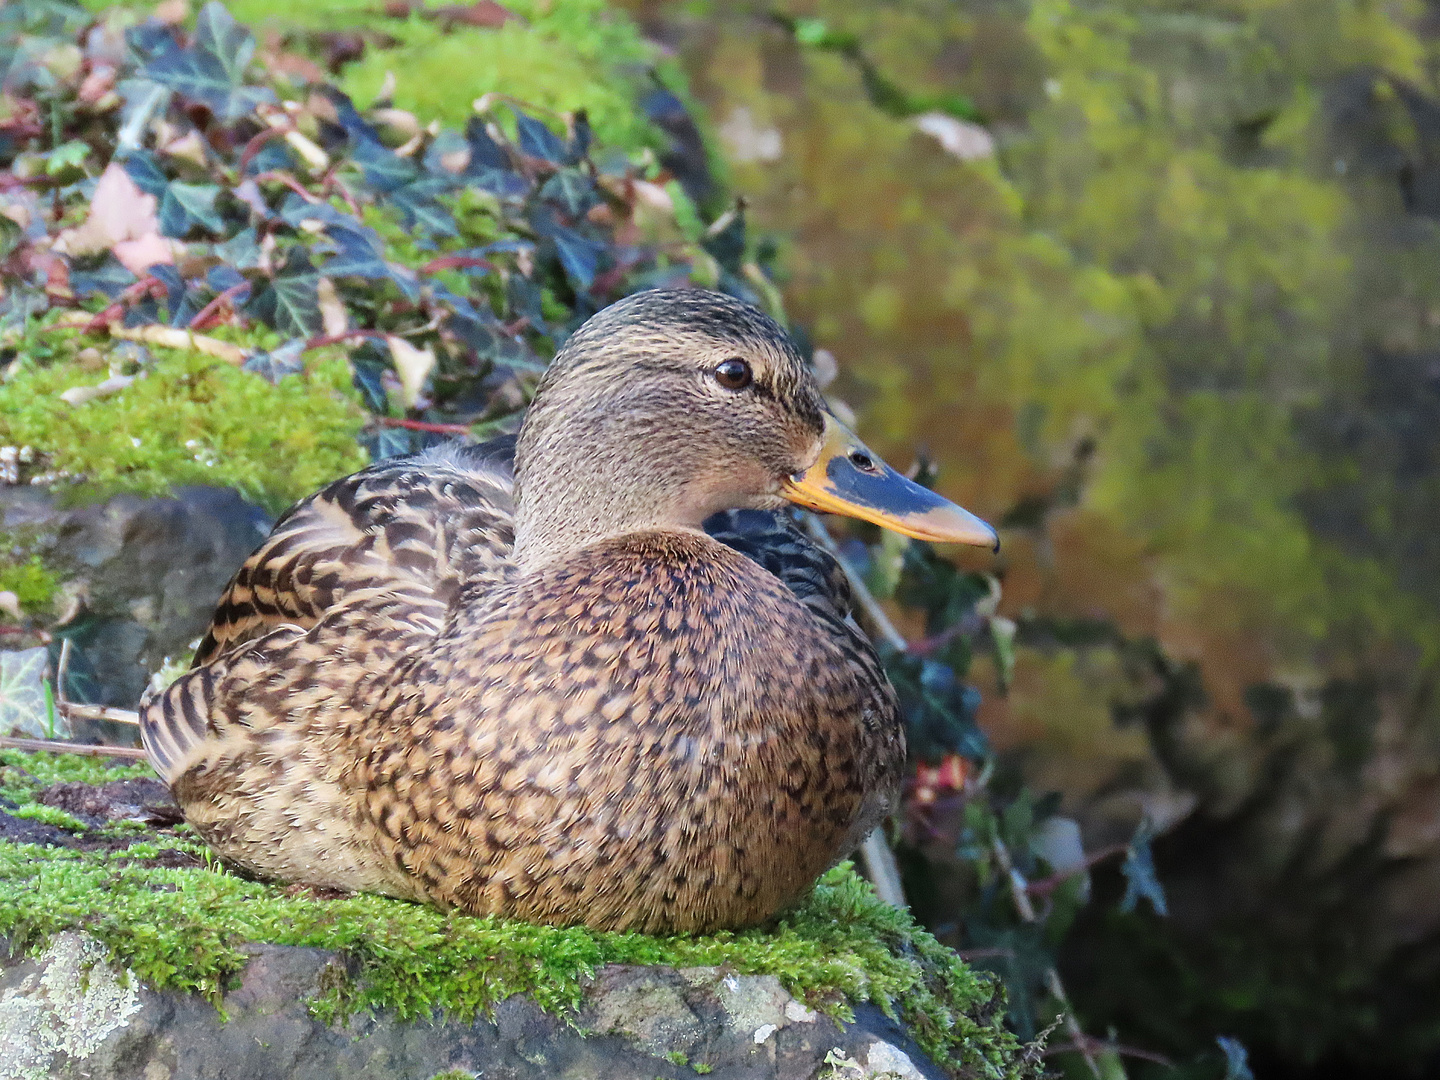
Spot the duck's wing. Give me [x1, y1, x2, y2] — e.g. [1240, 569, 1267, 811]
[703, 508, 856, 630]
[192, 436, 517, 667]
[142, 437, 517, 786]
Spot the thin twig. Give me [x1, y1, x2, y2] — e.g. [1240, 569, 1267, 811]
[992, 835, 1100, 1077]
[57, 702, 140, 727]
[1045, 1038, 1173, 1067]
[0, 736, 148, 760]
[55, 637, 72, 705]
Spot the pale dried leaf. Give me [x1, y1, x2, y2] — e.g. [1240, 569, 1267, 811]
[59, 373, 136, 405]
[110, 325, 248, 364]
[53, 163, 163, 260]
[386, 334, 435, 408]
[316, 276, 347, 337]
[913, 112, 995, 161]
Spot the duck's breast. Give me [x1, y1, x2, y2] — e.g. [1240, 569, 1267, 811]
[356, 528, 904, 933]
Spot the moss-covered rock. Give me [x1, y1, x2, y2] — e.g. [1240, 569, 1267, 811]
[0, 326, 367, 516]
[0, 751, 1034, 1080]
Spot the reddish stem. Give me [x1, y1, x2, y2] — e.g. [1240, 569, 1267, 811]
[377, 417, 472, 435]
[187, 281, 250, 330]
[251, 170, 320, 203]
[419, 254, 497, 275]
[304, 329, 385, 350]
[324, 173, 363, 218]
[236, 125, 289, 177]
[1024, 843, 1130, 899]
[80, 274, 163, 333]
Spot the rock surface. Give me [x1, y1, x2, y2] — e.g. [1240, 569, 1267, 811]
[0, 485, 271, 712]
[0, 933, 945, 1080]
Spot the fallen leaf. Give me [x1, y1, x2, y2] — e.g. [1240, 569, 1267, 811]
[59, 373, 136, 405]
[433, 1, 517, 29]
[385, 334, 435, 408]
[53, 163, 173, 274]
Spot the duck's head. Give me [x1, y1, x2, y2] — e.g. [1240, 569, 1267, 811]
[512, 288, 997, 568]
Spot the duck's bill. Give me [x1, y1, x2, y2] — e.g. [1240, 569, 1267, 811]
[781, 415, 1000, 551]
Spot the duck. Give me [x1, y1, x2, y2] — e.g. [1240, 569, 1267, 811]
[139, 288, 997, 934]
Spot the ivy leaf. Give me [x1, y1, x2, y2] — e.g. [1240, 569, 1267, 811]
[215, 226, 261, 270]
[69, 256, 136, 300]
[0, 647, 50, 739]
[539, 170, 598, 217]
[1120, 819, 1169, 917]
[350, 342, 391, 413]
[141, 1, 273, 119]
[247, 247, 320, 337]
[323, 225, 419, 299]
[388, 180, 457, 236]
[464, 116, 508, 171]
[194, 1, 255, 88]
[547, 222, 603, 290]
[351, 136, 419, 194]
[158, 181, 224, 236]
[702, 201, 748, 274]
[121, 150, 169, 198]
[515, 110, 567, 163]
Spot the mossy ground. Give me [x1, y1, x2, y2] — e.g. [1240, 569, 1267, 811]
[0, 750, 1029, 1078]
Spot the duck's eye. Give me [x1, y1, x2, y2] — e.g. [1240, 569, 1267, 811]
[713, 358, 753, 390]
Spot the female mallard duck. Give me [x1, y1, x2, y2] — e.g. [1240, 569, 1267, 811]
[140, 289, 996, 933]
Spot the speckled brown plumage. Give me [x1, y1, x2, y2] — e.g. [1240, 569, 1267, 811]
[140, 289, 906, 933]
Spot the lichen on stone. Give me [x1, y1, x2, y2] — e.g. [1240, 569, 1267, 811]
[0, 930, 143, 1080]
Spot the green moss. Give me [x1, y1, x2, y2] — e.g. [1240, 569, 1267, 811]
[9, 804, 87, 831]
[0, 339, 368, 515]
[0, 555, 60, 614]
[340, 3, 665, 152]
[0, 751, 1026, 1078]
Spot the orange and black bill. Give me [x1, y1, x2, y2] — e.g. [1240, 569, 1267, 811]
[781, 414, 999, 551]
